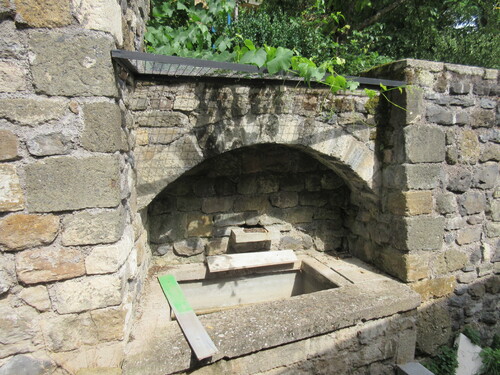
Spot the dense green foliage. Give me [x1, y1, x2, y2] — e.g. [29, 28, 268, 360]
[220, 6, 392, 74]
[145, 0, 363, 93]
[261, 0, 500, 69]
[423, 346, 459, 375]
[146, 0, 499, 78]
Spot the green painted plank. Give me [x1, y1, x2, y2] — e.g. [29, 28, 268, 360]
[158, 274, 218, 360]
[158, 274, 192, 314]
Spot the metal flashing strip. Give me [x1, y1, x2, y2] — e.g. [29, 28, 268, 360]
[111, 50, 406, 88]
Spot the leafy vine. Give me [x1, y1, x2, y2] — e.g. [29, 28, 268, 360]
[145, 0, 402, 98]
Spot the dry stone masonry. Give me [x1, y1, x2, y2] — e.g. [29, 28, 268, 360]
[0, 0, 148, 373]
[0, 0, 498, 373]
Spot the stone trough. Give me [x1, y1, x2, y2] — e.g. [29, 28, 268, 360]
[122, 250, 421, 374]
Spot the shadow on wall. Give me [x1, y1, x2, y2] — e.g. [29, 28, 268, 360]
[147, 144, 355, 260]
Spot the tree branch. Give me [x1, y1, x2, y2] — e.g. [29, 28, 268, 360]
[355, 0, 410, 30]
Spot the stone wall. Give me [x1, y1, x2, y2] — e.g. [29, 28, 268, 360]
[0, 0, 498, 370]
[363, 60, 499, 352]
[0, 0, 148, 373]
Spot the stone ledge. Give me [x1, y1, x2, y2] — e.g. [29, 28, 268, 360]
[123, 260, 420, 374]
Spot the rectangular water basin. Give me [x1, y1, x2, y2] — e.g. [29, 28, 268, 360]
[171, 255, 345, 315]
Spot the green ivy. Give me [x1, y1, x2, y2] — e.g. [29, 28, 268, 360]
[145, 0, 400, 97]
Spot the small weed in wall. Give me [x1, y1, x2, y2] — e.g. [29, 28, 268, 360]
[424, 345, 459, 375]
[479, 334, 500, 375]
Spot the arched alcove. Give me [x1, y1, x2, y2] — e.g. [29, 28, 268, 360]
[147, 144, 358, 261]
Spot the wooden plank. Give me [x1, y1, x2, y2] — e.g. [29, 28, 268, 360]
[158, 274, 218, 360]
[207, 250, 297, 273]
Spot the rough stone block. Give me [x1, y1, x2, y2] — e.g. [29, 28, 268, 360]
[393, 216, 445, 251]
[16, 247, 85, 284]
[404, 164, 442, 190]
[0, 21, 26, 59]
[90, 307, 126, 341]
[450, 81, 471, 95]
[237, 175, 258, 195]
[486, 222, 500, 238]
[280, 174, 304, 191]
[19, 285, 51, 312]
[388, 191, 433, 216]
[85, 230, 133, 274]
[0, 253, 16, 296]
[456, 226, 482, 245]
[73, 0, 123, 44]
[0, 130, 18, 161]
[285, 207, 314, 224]
[472, 163, 499, 189]
[480, 143, 500, 162]
[471, 108, 496, 128]
[176, 196, 201, 211]
[193, 178, 215, 197]
[412, 276, 456, 301]
[270, 191, 298, 208]
[0, 164, 24, 212]
[135, 111, 189, 128]
[491, 200, 500, 222]
[457, 191, 486, 216]
[62, 208, 125, 246]
[378, 248, 429, 282]
[15, 0, 71, 27]
[0, 60, 26, 92]
[149, 213, 186, 243]
[435, 192, 458, 214]
[51, 342, 123, 374]
[186, 214, 213, 237]
[233, 195, 269, 212]
[173, 93, 200, 111]
[201, 196, 234, 214]
[173, 238, 205, 256]
[41, 313, 98, 352]
[0, 98, 66, 126]
[51, 274, 122, 314]
[213, 212, 248, 227]
[434, 249, 468, 274]
[458, 130, 480, 164]
[205, 237, 229, 256]
[426, 105, 453, 125]
[299, 192, 328, 207]
[0, 354, 55, 375]
[0, 213, 59, 251]
[0, 302, 37, 357]
[405, 125, 445, 163]
[257, 175, 279, 194]
[30, 31, 117, 97]
[447, 167, 472, 193]
[82, 102, 127, 152]
[27, 132, 72, 156]
[25, 155, 121, 212]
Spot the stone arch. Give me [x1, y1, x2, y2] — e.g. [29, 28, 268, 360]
[135, 112, 379, 210]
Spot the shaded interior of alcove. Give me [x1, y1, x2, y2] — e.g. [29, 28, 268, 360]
[146, 144, 364, 261]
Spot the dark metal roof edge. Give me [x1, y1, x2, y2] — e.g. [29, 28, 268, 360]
[111, 50, 406, 88]
[111, 50, 262, 74]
